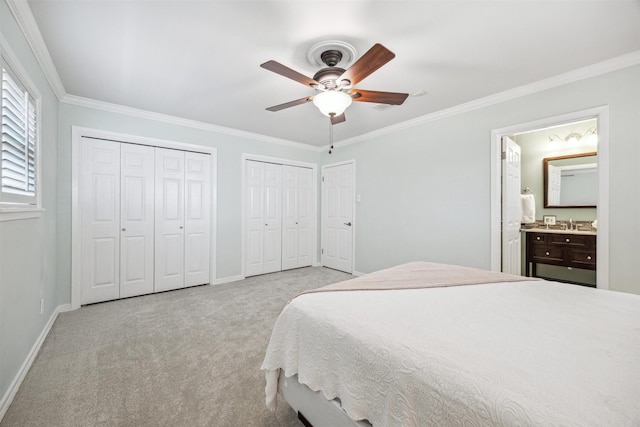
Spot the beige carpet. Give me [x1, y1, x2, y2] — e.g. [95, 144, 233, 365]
[1, 267, 352, 427]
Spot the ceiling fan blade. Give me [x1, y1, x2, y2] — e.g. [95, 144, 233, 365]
[338, 44, 395, 87]
[266, 96, 313, 112]
[349, 89, 409, 105]
[330, 113, 346, 125]
[260, 60, 319, 87]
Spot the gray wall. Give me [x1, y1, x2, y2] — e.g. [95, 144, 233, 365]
[0, 0, 60, 407]
[323, 65, 640, 295]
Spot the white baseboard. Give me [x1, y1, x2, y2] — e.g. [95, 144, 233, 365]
[0, 303, 71, 422]
[213, 275, 245, 285]
[352, 271, 366, 277]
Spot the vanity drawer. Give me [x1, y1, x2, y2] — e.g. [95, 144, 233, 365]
[548, 234, 592, 248]
[530, 233, 547, 245]
[568, 250, 597, 269]
[531, 247, 564, 264]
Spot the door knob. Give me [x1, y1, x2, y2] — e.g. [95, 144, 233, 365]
[122, 228, 126, 232]
[344, 222, 352, 226]
[179, 226, 183, 229]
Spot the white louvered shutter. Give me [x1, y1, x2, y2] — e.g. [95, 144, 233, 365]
[1, 65, 37, 204]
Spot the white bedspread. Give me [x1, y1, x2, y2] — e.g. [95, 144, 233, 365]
[262, 271, 640, 426]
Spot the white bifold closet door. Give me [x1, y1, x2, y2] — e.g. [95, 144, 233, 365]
[155, 148, 211, 292]
[81, 138, 210, 304]
[120, 143, 155, 298]
[245, 160, 282, 277]
[81, 139, 121, 304]
[282, 165, 313, 270]
[81, 140, 156, 304]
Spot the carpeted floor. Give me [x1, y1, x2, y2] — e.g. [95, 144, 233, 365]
[1, 267, 352, 427]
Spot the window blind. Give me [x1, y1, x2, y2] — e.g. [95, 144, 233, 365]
[2, 66, 37, 200]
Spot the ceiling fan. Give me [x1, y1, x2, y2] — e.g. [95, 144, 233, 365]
[260, 43, 409, 125]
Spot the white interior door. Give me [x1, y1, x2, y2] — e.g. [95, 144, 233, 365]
[120, 143, 155, 298]
[322, 162, 354, 273]
[246, 160, 266, 277]
[184, 152, 211, 286]
[282, 165, 299, 271]
[80, 138, 121, 304]
[502, 136, 522, 275]
[282, 165, 313, 270]
[155, 148, 185, 292]
[295, 166, 313, 268]
[262, 163, 282, 274]
[245, 160, 282, 276]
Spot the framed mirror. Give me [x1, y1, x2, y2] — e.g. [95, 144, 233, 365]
[543, 152, 597, 208]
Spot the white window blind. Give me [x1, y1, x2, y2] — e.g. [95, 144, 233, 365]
[1, 65, 37, 204]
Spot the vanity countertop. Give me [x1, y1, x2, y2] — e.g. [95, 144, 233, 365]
[521, 227, 596, 236]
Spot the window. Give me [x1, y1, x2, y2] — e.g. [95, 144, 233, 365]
[0, 50, 41, 220]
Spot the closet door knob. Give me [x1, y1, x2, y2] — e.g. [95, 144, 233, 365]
[545, 251, 550, 256]
[587, 256, 592, 260]
[565, 238, 570, 243]
[122, 228, 126, 232]
[179, 226, 183, 229]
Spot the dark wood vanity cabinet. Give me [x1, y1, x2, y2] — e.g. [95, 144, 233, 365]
[525, 232, 596, 278]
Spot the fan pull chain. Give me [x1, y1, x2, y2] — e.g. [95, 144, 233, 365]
[329, 115, 334, 154]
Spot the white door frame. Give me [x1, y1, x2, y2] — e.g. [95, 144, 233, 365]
[240, 153, 318, 278]
[71, 126, 218, 309]
[321, 159, 356, 274]
[490, 106, 609, 289]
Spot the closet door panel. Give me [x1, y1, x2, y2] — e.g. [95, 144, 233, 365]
[120, 144, 155, 298]
[245, 161, 265, 277]
[80, 138, 121, 304]
[155, 148, 185, 292]
[184, 152, 211, 286]
[262, 163, 282, 274]
[281, 166, 298, 270]
[296, 167, 313, 267]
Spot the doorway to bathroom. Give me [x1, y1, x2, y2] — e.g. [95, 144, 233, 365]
[490, 106, 609, 289]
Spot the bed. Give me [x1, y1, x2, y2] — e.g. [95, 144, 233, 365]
[261, 262, 640, 427]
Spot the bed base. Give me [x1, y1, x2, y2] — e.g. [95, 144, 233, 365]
[278, 373, 372, 427]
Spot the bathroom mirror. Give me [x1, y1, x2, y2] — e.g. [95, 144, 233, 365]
[543, 152, 597, 208]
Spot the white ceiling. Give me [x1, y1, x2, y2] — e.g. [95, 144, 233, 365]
[26, 1, 640, 147]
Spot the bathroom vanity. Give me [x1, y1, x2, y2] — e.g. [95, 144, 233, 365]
[524, 228, 596, 285]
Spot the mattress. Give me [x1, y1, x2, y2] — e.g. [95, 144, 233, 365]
[262, 262, 640, 426]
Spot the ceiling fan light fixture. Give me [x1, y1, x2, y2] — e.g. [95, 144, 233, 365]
[313, 90, 352, 117]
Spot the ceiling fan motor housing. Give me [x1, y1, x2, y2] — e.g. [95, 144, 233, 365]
[313, 67, 347, 89]
[313, 50, 350, 89]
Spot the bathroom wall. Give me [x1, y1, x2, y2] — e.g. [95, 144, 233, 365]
[517, 119, 598, 223]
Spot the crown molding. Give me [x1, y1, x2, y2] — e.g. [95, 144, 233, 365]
[9, 0, 320, 153]
[62, 94, 321, 152]
[7, 0, 638, 153]
[5, 0, 66, 100]
[330, 50, 640, 150]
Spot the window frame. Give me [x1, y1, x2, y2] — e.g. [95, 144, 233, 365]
[0, 42, 43, 221]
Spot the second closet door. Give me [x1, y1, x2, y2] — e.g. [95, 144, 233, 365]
[120, 143, 155, 298]
[155, 148, 186, 292]
[155, 148, 212, 292]
[246, 161, 282, 277]
[282, 165, 313, 270]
